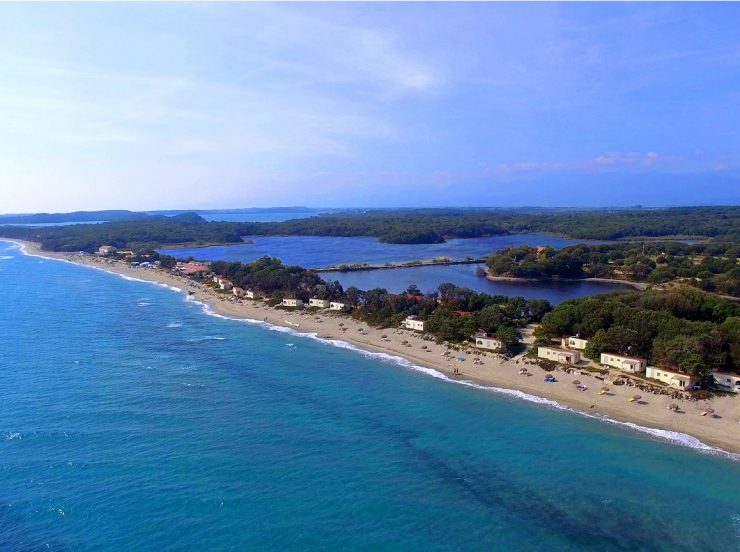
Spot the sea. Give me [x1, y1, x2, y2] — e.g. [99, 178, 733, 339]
[1, 240, 739, 551]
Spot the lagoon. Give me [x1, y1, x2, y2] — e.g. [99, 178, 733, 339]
[159, 233, 595, 268]
[322, 263, 631, 305]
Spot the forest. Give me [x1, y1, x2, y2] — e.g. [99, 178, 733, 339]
[208, 257, 551, 349]
[1, 206, 737, 250]
[486, 241, 740, 297]
[535, 287, 740, 378]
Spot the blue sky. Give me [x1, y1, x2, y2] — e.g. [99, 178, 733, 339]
[0, 2, 738, 212]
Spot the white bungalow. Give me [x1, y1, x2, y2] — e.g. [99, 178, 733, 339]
[218, 279, 233, 291]
[282, 298, 304, 308]
[538, 346, 581, 365]
[712, 371, 740, 393]
[97, 245, 117, 256]
[245, 290, 257, 299]
[309, 298, 331, 308]
[232, 287, 246, 298]
[329, 301, 348, 311]
[645, 366, 696, 389]
[403, 315, 425, 331]
[600, 353, 647, 373]
[473, 332, 503, 352]
[562, 336, 589, 350]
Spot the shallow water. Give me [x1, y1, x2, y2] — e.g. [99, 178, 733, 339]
[1, 241, 739, 551]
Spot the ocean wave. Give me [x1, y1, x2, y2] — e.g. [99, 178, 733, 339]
[187, 301, 740, 461]
[0, 255, 13, 261]
[4, 431, 21, 441]
[167, 321, 183, 328]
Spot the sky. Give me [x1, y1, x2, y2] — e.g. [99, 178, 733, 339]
[0, 2, 739, 213]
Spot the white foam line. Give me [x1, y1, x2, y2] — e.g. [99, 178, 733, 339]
[8, 239, 739, 462]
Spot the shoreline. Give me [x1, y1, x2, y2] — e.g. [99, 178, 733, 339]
[485, 272, 649, 291]
[6, 239, 739, 458]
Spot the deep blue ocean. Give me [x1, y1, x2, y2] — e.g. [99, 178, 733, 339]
[1, 240, 739, 551]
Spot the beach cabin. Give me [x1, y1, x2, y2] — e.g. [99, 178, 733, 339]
[538, 346, 580, 365]
[600, 353, 647, 373]
[473, 332, 503, 352]
[562, 336, 589, 350]
[282, 298, 304, 308]
[218, 279, 233, 291]
[245, 290, 257, 299]
[233, 287, 246, 298]
[97, 245, 117, 256]
[309, 298, 331, 309]
[329, 301, 348, 311]
[712, 371, 740, 393]
[403, 316, 425, 332]
[645, 366, 696, 389]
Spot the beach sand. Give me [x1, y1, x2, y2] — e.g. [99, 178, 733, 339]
[11, 240, 740, 456]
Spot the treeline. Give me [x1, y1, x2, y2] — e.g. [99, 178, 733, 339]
[535, 287, 740, 378]
[208, 257, 551, 348]
[486, 242, 740, 297]
[0, 213, 244, 252]
[2, 206, 738, 250]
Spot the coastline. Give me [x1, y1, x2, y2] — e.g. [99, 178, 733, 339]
[485, 272, 649, 291]
[6, 239, 739, 457]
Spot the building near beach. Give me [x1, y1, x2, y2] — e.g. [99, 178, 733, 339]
[97, 245, 117, 256]
[245, 290, 257, 299]
[600, 353, 647, 373]
[562, 336, 588, 350]
[217, 278, 233, 291]
[309, 298, 331, 308]
[538, 346, 580, 365]
[712, 371, 740, 393]
[473, 332, 503, 351]
[232, 287, 246, 298]
[645, 366, 696, 389]
[403, 315, 425, 331]
[329, 301, 348, 311]
[282, 298, 303, 308]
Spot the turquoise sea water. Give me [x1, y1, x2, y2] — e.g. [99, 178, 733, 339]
[1, 240, 739, 551]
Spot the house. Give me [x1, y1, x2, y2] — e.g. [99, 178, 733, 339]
[646, 366, 697, 389]
[600, 353, 647, 373]
[282, 298, 304, 308]
[329, 301, 348, 311]
[537, 346, 581, 365]
[712, 371, 740, 393]
[178, 262, 209, 275]
[218, 279, 233, 291]
[473, 332, 503, 351]
[245, 290, 257, 299]
[309, 298, 331, 308]
[562, 336, 588, 350]
[97, 245, 117, 256]
[233, 287, 246, 298]
[403, 315, 425, 331]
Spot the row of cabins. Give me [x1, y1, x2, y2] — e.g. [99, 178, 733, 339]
[403, 316, 505, 351]
[281, 298, 348, 311]
[538, 336, 715, 391]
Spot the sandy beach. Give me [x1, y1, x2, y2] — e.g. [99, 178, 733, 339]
[10, 239, 740, 456]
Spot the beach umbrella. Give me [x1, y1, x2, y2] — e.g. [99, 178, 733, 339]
[572, 380, 581, 385]
[703, 408, 715, 414]
[599, 387, 609, 394]
[630, 395, 641, 402]
[668, 403, 679, 411]
[381, 334, 388, 339]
